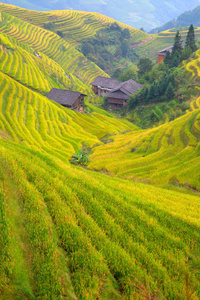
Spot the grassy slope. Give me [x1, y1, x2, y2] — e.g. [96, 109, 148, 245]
[135, 28, 200, 62]
[0, 0, 200, 30]
[0, 3, 148, 46]
[88, 51, 200, 190]
[0, 5, 199, 300]
[0, 9, 108, 86]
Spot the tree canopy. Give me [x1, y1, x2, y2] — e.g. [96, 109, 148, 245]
[186, 24, 196, 52]
[137, 58, 153, 77]
[172, 30, 182, 54]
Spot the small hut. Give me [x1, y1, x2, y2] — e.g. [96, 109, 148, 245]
[46, 88, 86, 110]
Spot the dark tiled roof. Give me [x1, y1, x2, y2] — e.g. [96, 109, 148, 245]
[157, 41, 185, 55]
[90, 76, 119, 89]
[46, 88, 86, 106]
[107, 79, 143, 99]
[157, 45, 173, 55]
[107, 90, 129, 100]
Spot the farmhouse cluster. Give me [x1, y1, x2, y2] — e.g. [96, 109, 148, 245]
[47, 76, 143, 110]
[91, 76, 143, 108]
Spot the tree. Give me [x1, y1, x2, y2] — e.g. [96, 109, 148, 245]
[57, 30, 64, 38]
[81, 43, 94, 56]
[171, 50, 181, 67]
[121, 40, 129, 57]
[181, 45, 192, 60]
[186, 24, 197, 52]
[137, 58, 153, 77]
[128, 94, 138, 110]
[165, 82, 174, 99]
[163, 50, 171, 67]
[118, 65, 138, 82]
[172, 31, 182, 55]
[148, 85, 155, 100]
[154, 83, 159, 98]
[111, 68, 122, 79]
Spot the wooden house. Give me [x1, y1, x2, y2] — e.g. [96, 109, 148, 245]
[157, 46, 173, 63]
[90, 76, 119, 96]
[46, 88, 86, 110]
[106, 79, 143, 108]
[157, 42, 185, 63]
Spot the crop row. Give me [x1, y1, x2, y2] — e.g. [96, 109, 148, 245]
[0, 11, 108, 85]
[0, 136, 199, 299]
[0, 71, 135, 161]
[89, 106, 200, 190]
[0, 3, 148, 46]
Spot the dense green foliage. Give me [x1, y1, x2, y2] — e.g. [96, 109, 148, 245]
[80, 24, 140, 74]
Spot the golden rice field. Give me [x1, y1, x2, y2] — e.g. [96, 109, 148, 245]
[0, 10, 108, 86]
[0, 3, 148, 46]
[88, 107, 200, 190]
[159, 27, 200, 39]
[88, 51, 200, 190]
[0, 4, 200, 300]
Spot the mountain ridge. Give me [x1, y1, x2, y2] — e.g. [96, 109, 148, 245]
[1, 0, 200, 30]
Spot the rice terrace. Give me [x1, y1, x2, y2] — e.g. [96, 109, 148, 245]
[0, 3, 200, 300]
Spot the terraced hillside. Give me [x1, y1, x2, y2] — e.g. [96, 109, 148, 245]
[0, 70, 136, 161]
[89, 107, 200, 189]
[1, 139, 200, 299]
[0, 10, 108, 86]
[134, 27, 200, 62]
[0, 51, 198, 298]
[0, 29, 100, 103]
[88, 51, 200, 190]
[0, 5, 199, 300]
[0, 73, 199, 299]
[0, 3, 148, 46]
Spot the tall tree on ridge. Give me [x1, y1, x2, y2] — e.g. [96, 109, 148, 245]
[172, 30, 183, 55]
[186, 24, 197, 52]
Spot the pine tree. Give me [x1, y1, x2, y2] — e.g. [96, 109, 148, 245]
[186, 24, 196, 52]
[166, 82, 174, 99]
[154, 83, 159, 98]
[148, 85, 155, 100]
[171, 50, 181, 67]
[172, 31, 182, 55]
[181, 45, 192, 60]
[163, 51, 171, 67]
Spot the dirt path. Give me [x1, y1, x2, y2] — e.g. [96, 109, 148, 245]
[116, 61, 129, 69]
[130, 34, 152, 48]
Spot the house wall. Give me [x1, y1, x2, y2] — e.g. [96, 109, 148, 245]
[158, 55, 165, 64]
[92, 85, 98, 94]
[72, 95, 85, 109]
[108, 97, 126, 107]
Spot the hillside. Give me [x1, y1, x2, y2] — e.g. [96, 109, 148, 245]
[88, 50, 200, 190]
[0, 3, 148, 73]
[0, 69, 199, 299]
[150, 6, 200, 34]
[133, 27, 200, 62]
[0, 10, 110, 86]
[1, 0, 200, 30]
[0, 4, 200, 300]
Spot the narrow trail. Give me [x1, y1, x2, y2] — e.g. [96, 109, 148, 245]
[130, 34, 152, 48]
[116, 61, 129, 68]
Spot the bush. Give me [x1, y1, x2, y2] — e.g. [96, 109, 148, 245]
[70, 144, 91, 166]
